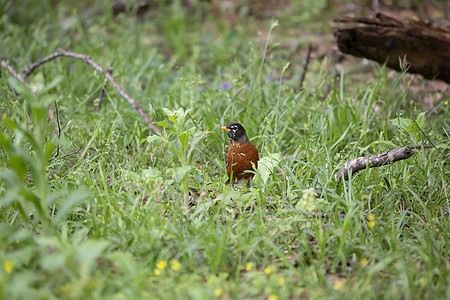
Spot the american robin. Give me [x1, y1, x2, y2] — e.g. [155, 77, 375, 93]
[220, 123, 259, 190]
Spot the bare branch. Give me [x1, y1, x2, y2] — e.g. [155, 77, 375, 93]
[23, 52, 63, 78]
[2, 60, 30, 87]
[335, 145, 433, 184]
[23, 49, 161, 135]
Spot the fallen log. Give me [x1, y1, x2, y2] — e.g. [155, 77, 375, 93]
[334, 13, 450, 83]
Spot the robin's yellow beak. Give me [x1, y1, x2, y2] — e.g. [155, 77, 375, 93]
[220, 126, 230, 131]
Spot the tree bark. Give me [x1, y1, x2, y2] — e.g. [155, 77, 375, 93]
[334, 13, 450, 83]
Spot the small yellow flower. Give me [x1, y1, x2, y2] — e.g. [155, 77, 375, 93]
[153, 269, 161, 276]
[4, 261, 13, 274]
[213, 288, 222, 297]
[2, 113, 6, 120]
[419, 277, 425, 286]
[264, 267, 272, 275]
[156, 260, 167, 270]
[171, 260, 181, 271]
[333, 280, 344, 291]
[277, 277, 285, 286]
[245, 262, 253, 271]
[360, 258, 368, 267]
[445, 101, 448, 105]
[268, 295, 278, 300]
[367, 214, 376, 229]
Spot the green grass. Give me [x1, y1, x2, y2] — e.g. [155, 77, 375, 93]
[1, 1, 449, 299]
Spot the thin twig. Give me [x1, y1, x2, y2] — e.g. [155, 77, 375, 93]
[53, 101, 62, 158]
[23, 52, 63, 77]
[1, 59, 57, 126]
[50, 146, 82, 161]
[299, 43, 312, 89]
[335, 145, 433, 184]
[59, 146, 82, 159]
[51, 102, 69, 159]
[2, 60, 29, 86]
[97, 67, 112, 112]
[436, 152, 450, 161]
[23, 49, 161, 135]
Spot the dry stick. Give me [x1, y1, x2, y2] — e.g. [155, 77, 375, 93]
[58, 146, 82, 160]
[4, 59, 83, 161]
[2, 60, 28, 84]
[23, 52, 63, 77]
[97, 67, 112, 112]
[23, 49, 161, 135]
[299, 43, 312, 90]
[1, 59, 57, 126]
[335, 145, 433, 184]
[52, 101, 62, 158]
[51, 102, 69, 159]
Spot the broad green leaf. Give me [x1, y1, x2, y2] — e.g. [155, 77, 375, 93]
[416, 111, 426, 129]
[391, 117, 412, 131]
[169, 166, 191, 183]
[142, 167, 162, 180]
[145, 135, 162, 144]
[257, 153, 281, 185]
[187, 130, 208, 161]
[179, 130, 189, 153]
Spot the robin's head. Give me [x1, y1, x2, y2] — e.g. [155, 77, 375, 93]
[220, 122, 249, 143]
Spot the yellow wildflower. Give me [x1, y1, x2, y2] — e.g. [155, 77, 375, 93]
[277, 277, 285, 286]
[445, 101, 448, 105]
[213, 289, 222, 297]
[333, 280, 344, 291]
[360, 258, 368, 267]
[2, 113, 6, 120]
[419, 277, 425, 286]
[171, 260, 181, 271]
[245, 262, 253, 271]
[4, 261, 13, 274]
[156, 260, 167, 270]
[268, 295, 278, 300]
[264, 267, 272, 275]
[367, 214, 376, 229]
[153, 269, 161, 276]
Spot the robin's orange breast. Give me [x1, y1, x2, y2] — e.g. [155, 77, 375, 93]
[226, 141, 259, 182]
